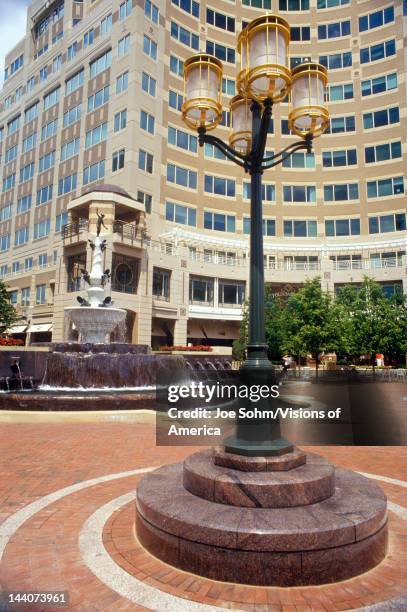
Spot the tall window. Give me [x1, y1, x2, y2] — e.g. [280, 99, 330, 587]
[114, 109, 127, 132]
[138, 150, 153, 173]
[145, 0, 159, 23]
[140, 110, 154, 134]
[143, 35, 157, 60]
[112, 150, 125, 172]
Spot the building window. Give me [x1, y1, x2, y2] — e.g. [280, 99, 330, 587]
[22, 132, 37, 152]
[218, 280, 245, 306]
[324, 184, 359, 202]
[363, 107, 399, 129]
[189, 276, 214, 305]
[140, 110, 154, 134]
[25, 102, 39, 124]
[169, 90, 183, 110]
[171, 21, 199, 50]
[15, 227, 29, 246]
[138, 149, 153, 173]
[153, 268, 170, 300]
[37, 185, 53, 206]
[100, 13, 112, 35]
[42, 118, 59, 138]
[244, 218, 276, 236]
[36, 284, 47, 304]
[65, 69, 84, 95]
[137, 191, 152, 214]
[319, 52, 352, 71]
[88, 86, 109, 112]
[318, 20, 350, 39]
[326, 83, 353, 101]
[279, 0, 309, 10]
[12, 261, 20, 274]
[365, 141, 401, 164]
[9, 291, 18, 305]
[7, 116, 20, 135]
[114, 109, 127, 132]
[24, 258, 33, 271]
[166, 201, 196, 226]
[243, 182, 275, 201]
[0, 203, 13, 221]
[21, 288, 30, 306]
[90, 50, 112, 79]
[359, 6, 394, 32]
[116, 71, 129, 94]
[84, 160, 105, 184]
[119, 0, 132, 20]
[39, 66, 49, 83]
[5, 145, 18, 164]
[44, 86, 60, 110]
[142, 72, 156, 96]
[167, 164, 197, 189]
[290, 26, 310, 40]
[143, 35, 157, 60]
[39, 150, 56, 171]
[168, 126, 197, 152]
[112, 150, 125, 172]
[206, 8, 235, 32]
[20, 163, 35, 183]
[204, 143, 227, 160]
[67, 42, 77, 61]
[204, 175, 235, 197]
[367, 177, 404, 199]
[58, 173, 77, 196]
[172, 0, 199, 17]
[112, 254, 139, 294]
[360, 40, 396, 64]
[52, 54, 62, 73]
[206, 40, 235, 63]
[326, 116, 355, 134]
[38, 253, 48, 268]
[2, 173, 16, 192]
[170, 55, 183, 76]
[322, 149, 357, 167]
[34, 219, 51, 240]
[317, 0, 348, 7]
[361, 73, 397, 97]
[0, 234, 10, 252]
[55, 212, 69, 232]
[204, 211, 235, 232]
[283, 185, 316, 202]
[145, 0, 159, 23]
[283, 220, 317, 237]
[325, 218, 360, 237]
[282, 152, 315, 168]
[369, 213, 406, 234]
[67, 253, 86, 292]
[85, 122, 108, 148]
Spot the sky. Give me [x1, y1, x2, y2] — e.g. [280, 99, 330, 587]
[0, 0, 30, 88]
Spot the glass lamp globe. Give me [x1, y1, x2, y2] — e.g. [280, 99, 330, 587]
[182, 53, 223, 131]
[229, 95, 252, 155]
[245, 14, 291, 103]
[288, 62, 329, 138]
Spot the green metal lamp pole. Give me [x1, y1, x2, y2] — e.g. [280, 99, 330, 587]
[198, 99, 313, 456]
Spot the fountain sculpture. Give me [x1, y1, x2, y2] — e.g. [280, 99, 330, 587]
[64, 212, 126, 343]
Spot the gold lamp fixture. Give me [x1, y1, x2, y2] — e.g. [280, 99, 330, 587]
[181, 53, 223, 131]
[229, 95, 252, 155]
[243, 14, 292, 103]
[288, 62, 329, 138]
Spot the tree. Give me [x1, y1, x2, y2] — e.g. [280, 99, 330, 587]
[264, 287, 286, 362]
[281, 278, 339, 377]
[0, 281, 17, 335]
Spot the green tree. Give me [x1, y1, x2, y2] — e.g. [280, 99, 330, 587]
[0, 281, 17, 335]
[281, 278, 339, 377]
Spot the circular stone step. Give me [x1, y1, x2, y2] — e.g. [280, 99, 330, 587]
[183, 449, 334, 507]
[135, 459, 388, 586]
[214, 446, 306, 472]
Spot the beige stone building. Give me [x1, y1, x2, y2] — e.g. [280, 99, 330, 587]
[0, 0, 406, 348]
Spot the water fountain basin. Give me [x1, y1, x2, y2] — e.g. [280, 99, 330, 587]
[66, 306, 126, 344]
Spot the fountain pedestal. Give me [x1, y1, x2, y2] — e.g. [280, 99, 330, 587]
[136, 448, 388, 586]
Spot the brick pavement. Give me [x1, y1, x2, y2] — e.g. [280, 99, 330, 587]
[0, 419, 406, 611]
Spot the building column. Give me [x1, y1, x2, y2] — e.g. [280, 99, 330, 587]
[173, 317, 187, 346]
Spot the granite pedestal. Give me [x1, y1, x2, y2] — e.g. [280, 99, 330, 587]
[135, 448, 388, 586]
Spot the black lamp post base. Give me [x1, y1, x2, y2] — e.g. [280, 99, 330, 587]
[223, 435, 293, 457]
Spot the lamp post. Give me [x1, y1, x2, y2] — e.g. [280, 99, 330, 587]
[182, 14, 329, 456]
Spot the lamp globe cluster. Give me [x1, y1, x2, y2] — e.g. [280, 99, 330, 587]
[182, 13, 330, 152]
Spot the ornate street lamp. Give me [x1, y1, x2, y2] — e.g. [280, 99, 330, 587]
[181, 15, 329, 456]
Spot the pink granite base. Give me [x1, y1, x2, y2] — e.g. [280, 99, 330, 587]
[135, 450, 388, 586]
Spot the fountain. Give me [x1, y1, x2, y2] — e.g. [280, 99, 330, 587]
[64, 212, 126, 344]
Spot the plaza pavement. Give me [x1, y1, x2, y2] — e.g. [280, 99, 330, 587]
[0, 410, 406, 611]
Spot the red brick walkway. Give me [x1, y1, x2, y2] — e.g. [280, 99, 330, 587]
[0, 421, 406, 611]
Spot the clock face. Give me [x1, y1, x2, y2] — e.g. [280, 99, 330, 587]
[114, 262, 133, 286]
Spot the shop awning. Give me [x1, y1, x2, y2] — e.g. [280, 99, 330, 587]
[6, 324, 28, 334]
[27, 323, 53, 333]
